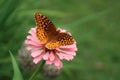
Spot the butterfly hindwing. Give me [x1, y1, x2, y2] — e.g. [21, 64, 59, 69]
[45, 33, 74, 49]
[35, 13, 57, 44]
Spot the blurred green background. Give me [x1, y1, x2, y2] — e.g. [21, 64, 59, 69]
[0, 0, 120, 80]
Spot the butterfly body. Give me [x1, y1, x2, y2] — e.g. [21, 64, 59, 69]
[35, 13, 74, 50]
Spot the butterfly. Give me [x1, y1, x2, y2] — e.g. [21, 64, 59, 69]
[34, 13, 75, 50]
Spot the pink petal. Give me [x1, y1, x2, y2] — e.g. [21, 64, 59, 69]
[56, 53, 64, 60]
[24, 39, 31, 44]
[54, 57, 60, 66]
[31, 50, 44, 57]
[33, 54, 43, 64]
[62, 54, 74, 60]
[60, 46, 77, 52]
[54, 57, 63, 69]
[57, 48, 76, 56]
[66, 51, 76, 56]
[57, 53, 73, 60]
[28, 28, 36, 37]
[26, 35, 40, 44]
[49, 51, 55, 61]
[61, 50, 76, 56]
[26, 46, 34, 50]
[25, 39, 40, 46]
[57, 28, 66, 32]
[26, 45, 42, 50]
[43, 52, 49, 60]
[46, 60, 53, 65]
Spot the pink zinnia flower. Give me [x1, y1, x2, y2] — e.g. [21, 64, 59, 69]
[25, 27, 77, 69]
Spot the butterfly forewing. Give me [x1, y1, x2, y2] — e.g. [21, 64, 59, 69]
[35, 13, 57, 44]
[45, 33, 74, 49]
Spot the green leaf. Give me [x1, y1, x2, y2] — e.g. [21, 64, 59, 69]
[9, 51, 24, 80]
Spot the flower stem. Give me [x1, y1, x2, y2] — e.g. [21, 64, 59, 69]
[29, 60, 45, 80]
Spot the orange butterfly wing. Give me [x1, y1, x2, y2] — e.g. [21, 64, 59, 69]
[34, 13, 57, 44]
[45, 33, 75, 50]
[35, 13, 75, 50]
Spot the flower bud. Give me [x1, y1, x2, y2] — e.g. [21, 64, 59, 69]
[18, 43, 38, 73]
[41, 64, 61, 79]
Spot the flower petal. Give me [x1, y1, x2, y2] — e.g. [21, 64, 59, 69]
[49, 51, 55, 61]
[26, 35, 40, 44]
[46, 60, 53, 65]
[54, 57, 63, 69]
[28, 28, 36, 37]
[56, 53, 64, 60]
[26, 45, 43, 50]
[57, 53, 73, 60]
[57, 48, 76, 56]
[57, 28, 66, 32]
[31, 49, 44, 57]
[43, 52, 49, 60]
[33, 54, 43, 64]
[25, 39, 40, 46]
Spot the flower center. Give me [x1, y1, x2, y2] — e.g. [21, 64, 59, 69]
[45, 48, 55, 53]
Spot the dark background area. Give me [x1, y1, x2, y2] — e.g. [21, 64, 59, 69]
[0, 0, 120, 80]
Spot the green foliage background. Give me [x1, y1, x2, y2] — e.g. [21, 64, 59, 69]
[0, 0, 120, 80]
